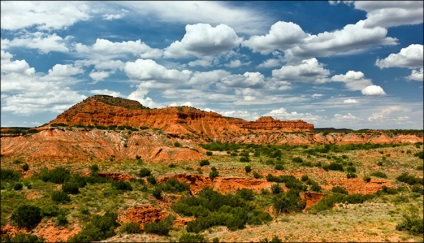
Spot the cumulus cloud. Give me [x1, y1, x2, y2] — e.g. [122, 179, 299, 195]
[187, 70, 231, 89]
[116, 1, 269, 35]
[75, 38, 162, 59]
[368, 106, 402, 121]
[127, 87, 161, 108]
[353, 1, 424, 28]
[125, 59, 192, 83]
[217, 72, 266, 89]
[225, 60, 251, 68]
[361, 85, 386, 96]
[1, 1, 91, 30]
[257, 58, 283, 69]
[343, 99, 359, 104]
[219, 110, 259, 121]
[407, 67, 423, 81]
[331, 70, 373, 91]
[272, 58, 330, 83]
[242, 21, 308, 55]
[1, 51, 85, 115]
[89, 70, 111, 82]
[2, 32, 70, 53]
[164, 23, 242, 58]
[333, 113, 360, 121]
[376, 44, 423, 69]
[265, 107, 322, 122]
[90, 89, 123, 97]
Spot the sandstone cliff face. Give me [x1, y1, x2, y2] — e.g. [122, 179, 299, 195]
[46, 95, 314, 137]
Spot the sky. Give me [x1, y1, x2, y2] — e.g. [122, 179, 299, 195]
[1, 1, 423, 129]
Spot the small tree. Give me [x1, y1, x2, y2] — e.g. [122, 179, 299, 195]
[139, 168, 151, 177]
[11, 205, 42, 228]
[52, 191, 71, 203]
[245, 166, 252, 173]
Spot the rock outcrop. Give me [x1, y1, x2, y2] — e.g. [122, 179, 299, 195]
[240, 116, 314, 132]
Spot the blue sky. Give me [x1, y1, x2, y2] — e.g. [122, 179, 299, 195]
[1, 1, 423, 129]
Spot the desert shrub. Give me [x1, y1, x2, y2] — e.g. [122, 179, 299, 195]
[236, 189, 255, 201]
[152, 187, 162, 199]
[323, 162, 343, 171]
[62, 182, 80, 194]
[21, 163, 29, 171]
[56, 212, 68, 226]
[260, 235, 283, 243]
[396, 173, 423, 185]
[111, 180, 132, 191]
[41, 204, 60, 217]
[274, 164, 284, 170]
[160, 178, 190, 192]
[39, 167, 70, 184]
[0, 168, 21, 181]
[206, 151, 213, 156]
[271, 184, 282, 195]
[292, 157, 303, 163]
[253, 171, 261, 179]
[51, 191, 70, 203]
[11, 205, 42, 228]
[70, 212, 118, 242]
[272, 189, 305, 215]
[139, 168, 151, 177]
[240, 157, 250, 162]
[179, 233, 206, 243]
[120, 222, 141, 234]
[411, 184, 423, 194]
[414, 151, 423, 159]
[309, 180, 322, 192]
[209, 167, 219, 180]
[301, 175, 309, 182]
[13, 182, 23, 191]
[363, 175, 371, 182]
[346, 172, 357, 179]
[174, 142, 181, 147]
[396, 206, 423, 235]
[89, 164, 99, 174]
[1, 233, 44, 243]
[331, 186, 348, 194]
[370, 171, 388, 178]
[266, 174, 306, 191]
[346, 166, 356, 173]
[377, 185, 397, 195]
[245, 165, 252, 173]
[144, 215, 174, 236]
[199, 160, 210, 166]
[147, 175, 157, 185]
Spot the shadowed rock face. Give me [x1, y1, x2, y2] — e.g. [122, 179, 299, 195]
[46, 95, 314, 138]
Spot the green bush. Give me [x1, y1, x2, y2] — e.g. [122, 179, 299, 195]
[331, 186, 348, 194]
[144, 215, 174, 236]
[147, 175, 157, 185]
[1, 233, 44, 242]
[323, 162, 343, 171]
[301, 175, 309, 182]
[370, 171, 388, 178]
[56, 212, 68, 226]
[266, 174, 306, 191]
[209, 167, 219, 180]
[240, 157, 250, 162]
[69, 212, 118, 242]
[236, 189, 255, 201]
[414, 151, 423, 159]
[111, 180, 133, 191]
[51, 191, 71, 203]
[21, 163, 29, 171]
[179, 233, 206, 243]
[272, 189, 305, 215]
[206, 151, 213, 156]
[174, 142, 181, 147]
[245, 166, 252, 173]
[39, 167, 70, 184]
[271, 184, 282, 195]
[411, 184, 423, 194]
[199, 160, 210, 166]
[120, 222, 141, 234]
[160, 178, 190, 192]
[274, 164, 284, 170]
[396, 173, 423, 185]
[292, 157, 303, 163]
[0, 168, 21, 181]
[396, 206, 423, 235]
[62, 182, 80, 194]
[253, 171, 261, 179]
[346, 166, 356, 173]
[152, 187, 162, 199]
[11, 205, 42, 228]
[13, 182, 23, 191]
[260, 235, 283, 243]
[41, 204, 60, 217]
[139, 168, 151, 177]
[346, 172, 357, 179]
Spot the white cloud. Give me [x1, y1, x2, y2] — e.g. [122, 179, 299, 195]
[2, 33, 70, 53]
[407, 67, 423, 81]
[265, 107, 322, 122]
[343, 99, 359, 104]
[331, 70, 373, 91]
[333, 113, 360, 121]
[1, 1, 91, 30]
[353, 1, 423, 28]
[361, 85, 386, 96]
[90, 89, 123, 97]
[376, 44, 423, 69]
[127, 87, 161, 108]
[368, 106, 402, 121]
[117, 1, 269, 35]
[272, 58, 330, 83]
[125, 59, 191, 83]
[76, 38, 162, 59]
[217, 72, 266, 89]
[225, 59, 251, 68]
[164, 23, 242, 58]
[219, 110, 259, 121]
[89, 70, 111, 82]
[43, 64, 84, 81]
[311, 94, 323, 98]
[243, 21, 308, 55]
[257, 58, 283, 69]
[188, 70, 231, 89]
